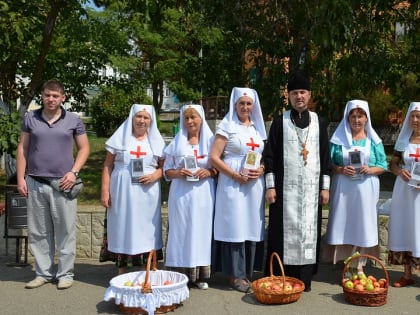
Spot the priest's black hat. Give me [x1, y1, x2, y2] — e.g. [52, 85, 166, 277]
[287, 71, 311, 92]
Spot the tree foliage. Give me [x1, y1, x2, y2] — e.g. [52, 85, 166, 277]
[0, 0, 418, 134]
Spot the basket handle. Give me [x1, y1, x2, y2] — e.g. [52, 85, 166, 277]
[141, 250, 158, 293]
[341, 254, 389, 286]
[269, 252, 286, 286]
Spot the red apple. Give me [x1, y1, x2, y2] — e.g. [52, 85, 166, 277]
[368, 275, 377, 282]
[355, 284, 365, 291]
[293, 283, 302, 290]
[378, 278, 387, 288]
[271, 284, 282, 291]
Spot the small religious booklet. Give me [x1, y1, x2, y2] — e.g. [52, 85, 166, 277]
[184, 156, 199, 181]
[241, 150, 261, 176]
[408, 161, 420, 188]
[131, 158, 144, 184]
[349, 150, 363, 180]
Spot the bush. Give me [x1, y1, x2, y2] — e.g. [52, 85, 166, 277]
[90, 86, 152, 137]
[0, 111, 21, 157]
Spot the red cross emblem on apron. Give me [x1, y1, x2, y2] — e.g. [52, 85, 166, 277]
[130, 146, 147, 158]
[246, 137, 260, 151]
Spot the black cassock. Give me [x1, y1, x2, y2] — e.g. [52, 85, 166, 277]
[263, 108, 331, 291]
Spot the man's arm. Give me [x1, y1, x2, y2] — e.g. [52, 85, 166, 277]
[60, 133, 90, 191]
[16, 132, 30, 197]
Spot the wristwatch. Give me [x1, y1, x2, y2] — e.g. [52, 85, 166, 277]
[71, 170, 79, 178]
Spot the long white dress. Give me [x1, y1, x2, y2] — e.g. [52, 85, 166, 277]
[389, 143, 420, 257]
[107, 136, 163, 255]
[326, 139, 379, 247]
[213, 124, 265, 242]
[164, 144, 215, 268]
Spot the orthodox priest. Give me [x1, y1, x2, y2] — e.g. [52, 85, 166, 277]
[263, 71, 331, 292]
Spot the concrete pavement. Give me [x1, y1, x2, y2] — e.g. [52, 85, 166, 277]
[1, 254, 420, 315]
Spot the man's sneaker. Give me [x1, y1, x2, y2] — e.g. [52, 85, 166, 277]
[57, 278, 73, 290]
[25, 277, 48, 289]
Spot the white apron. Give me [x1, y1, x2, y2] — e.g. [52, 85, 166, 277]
[107, 137, 163, 255]
[326, 138, 379, 247]
[214, 124, 265, 242]
[164, 144, 215, 267]
[389, 143, 420, 257]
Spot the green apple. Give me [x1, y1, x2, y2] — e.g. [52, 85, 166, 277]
[344, 280, 354, 289]
[358, 272, 367, 280]
[365, 283, 375, 291]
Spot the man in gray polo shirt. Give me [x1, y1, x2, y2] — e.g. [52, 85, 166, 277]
[16, 79, 90, 290]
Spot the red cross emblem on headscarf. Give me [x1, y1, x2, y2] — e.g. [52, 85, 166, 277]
[246, 137, 260, 151]
[409, 148, 420, 162]
[130, 146, 147, 158]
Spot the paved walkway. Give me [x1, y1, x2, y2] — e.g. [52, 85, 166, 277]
[1, 254, 419, 315]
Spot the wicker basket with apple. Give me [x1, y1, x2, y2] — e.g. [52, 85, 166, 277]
[252, 252, 305, 304]
[341, 253, 389, 307]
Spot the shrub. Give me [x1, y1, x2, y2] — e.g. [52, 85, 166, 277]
[90, 86, 152, 137]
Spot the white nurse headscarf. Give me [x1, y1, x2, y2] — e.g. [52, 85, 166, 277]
[165, 104, 214, 157]
[330, 99, 382, 148]
[106, 104, 165, 156]
[217, 87, 266, 140]
[395, 102, 420, 151]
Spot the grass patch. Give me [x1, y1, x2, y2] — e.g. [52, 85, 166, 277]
[79, 134, 106, 205]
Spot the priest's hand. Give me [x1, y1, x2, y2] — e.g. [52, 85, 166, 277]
[319, 189, 329, 205]
[265, 188, 276, 204]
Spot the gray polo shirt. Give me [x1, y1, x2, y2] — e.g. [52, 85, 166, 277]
[22, 107, 86, 177]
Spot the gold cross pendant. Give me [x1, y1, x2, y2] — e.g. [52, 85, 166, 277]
[301, 143, 309, 165]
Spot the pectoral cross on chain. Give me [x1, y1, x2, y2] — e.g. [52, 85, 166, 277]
[301, 143, 309, 165]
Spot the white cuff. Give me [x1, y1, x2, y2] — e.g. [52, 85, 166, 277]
[265, 172, 275, 189]
[322, 175, 330, 190]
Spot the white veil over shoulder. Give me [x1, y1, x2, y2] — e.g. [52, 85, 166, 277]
[106, 104, 165, 156]
[330, 99, 381, 148]
[395, 102, 420, 151]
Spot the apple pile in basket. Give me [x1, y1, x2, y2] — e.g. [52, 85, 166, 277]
[342, 252, 387, 293]
[258, 279, 303, 292]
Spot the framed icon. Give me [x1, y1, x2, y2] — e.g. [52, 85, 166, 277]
[131, 158, 144, 183]
[184, 156, 199, 181]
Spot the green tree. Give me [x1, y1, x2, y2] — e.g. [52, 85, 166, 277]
[93, 0, 225, 111]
